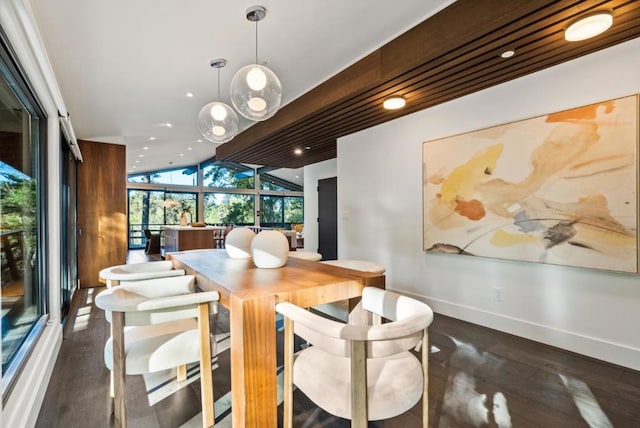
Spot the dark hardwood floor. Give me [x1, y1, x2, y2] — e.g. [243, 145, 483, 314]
[36, 252, 640, 427]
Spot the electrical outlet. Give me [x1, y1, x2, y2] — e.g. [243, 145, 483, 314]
[492, 287, 503, 303]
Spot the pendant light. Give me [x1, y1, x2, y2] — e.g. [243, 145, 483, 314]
[231, 5, 282, 121]
[198, 59, 239, 143]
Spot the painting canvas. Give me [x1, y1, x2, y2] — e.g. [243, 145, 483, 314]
[423, 95, 639, 273]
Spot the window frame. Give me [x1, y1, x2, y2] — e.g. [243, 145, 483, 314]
[0, 30, 49, 402]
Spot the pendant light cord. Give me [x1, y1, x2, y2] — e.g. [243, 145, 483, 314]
[216, 67, 221, 99]
[255, 20, 259, 64]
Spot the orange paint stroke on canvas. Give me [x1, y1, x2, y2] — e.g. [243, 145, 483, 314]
[454, 198, 486, 220]
[546, 101, 615, 123]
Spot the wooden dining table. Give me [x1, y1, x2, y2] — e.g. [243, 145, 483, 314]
[166, 249, 385, 428]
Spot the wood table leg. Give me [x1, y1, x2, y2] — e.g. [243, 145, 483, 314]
[198, 303, 215, 427]
[230, 294, 278, 428]
[283, 317, 294, 428]
[112, 311, 127, 428]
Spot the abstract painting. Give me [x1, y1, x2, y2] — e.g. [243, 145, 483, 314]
[423, 95, 639, 273]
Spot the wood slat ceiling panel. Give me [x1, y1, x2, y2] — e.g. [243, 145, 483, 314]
[217, 0, 640, 168]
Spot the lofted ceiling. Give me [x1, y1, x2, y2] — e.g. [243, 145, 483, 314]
[29, 0, 454, 181]
[30, 0, 640, 174]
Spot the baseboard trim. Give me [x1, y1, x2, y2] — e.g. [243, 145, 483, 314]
[4, 321, 63, 428]
[390, 289, 640, 372]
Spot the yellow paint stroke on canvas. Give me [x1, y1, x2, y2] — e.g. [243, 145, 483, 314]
[430, 144, 502, 226]
[490, 230, 539, 247]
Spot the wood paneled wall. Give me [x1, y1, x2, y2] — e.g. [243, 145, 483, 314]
[77, 140, 126, 287]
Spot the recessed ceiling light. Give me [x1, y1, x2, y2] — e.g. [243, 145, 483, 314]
[565, 11, 613, 42]
[179, 153, 185, 157]
[132, 165, 137, 169]
[186, 92, 194, 98]
[305, 146, 311, 150]
[149, 136, 156, 140]
[188, 147, 192, 150]
[383, 96, 406, 110]
[164, 123, 173, 128]
[294, 148, 303, 155]
[295, 175, 299, 179]
[143, 146, 149, 150]
[500, 49, 515, 58]
[135, 160, 140, 163]
[139, 154, 144, 158]
[197, 139, 203, 143]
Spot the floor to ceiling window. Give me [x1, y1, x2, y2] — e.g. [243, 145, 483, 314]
[259, 195, 304, 228]
[127, 188, 197, 249]
[127, 161, 303, 249]
[203, 192, 255, 225]
[259, 172, 304, 228]
[0, 36, 48, 396]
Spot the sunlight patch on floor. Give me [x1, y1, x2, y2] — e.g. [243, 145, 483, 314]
[72, 305, 92, 332]
[559, 374, 613, 428]
[442, 336, 512, 427]
[85, 287, 94, 304]
[143, 332, 230, 405]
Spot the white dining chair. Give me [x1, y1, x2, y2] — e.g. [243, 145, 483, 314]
[315, 259, 385, 321]
[99, 260, 185, 288]
[277, 286, 433, 428]
[95, 275, 219, 428]
[288, 250, 322, 261]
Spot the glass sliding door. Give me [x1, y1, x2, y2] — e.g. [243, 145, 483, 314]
[60, 135, 77, 319]
[127, 190, 198, 248]
[128, 189, 166, 248]
[0, 38, 47, 396]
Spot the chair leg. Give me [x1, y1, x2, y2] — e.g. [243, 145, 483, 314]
[350, 340, 368, 428]
[112, 311, 127, 428]
[197, 303, 215, 427]
[422, 329, 429, 428]
[283, 317, 294, 428]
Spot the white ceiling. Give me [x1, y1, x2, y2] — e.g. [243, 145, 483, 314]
[30, 0, 454, 184]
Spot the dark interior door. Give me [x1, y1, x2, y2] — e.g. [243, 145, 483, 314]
[318, 177, 337, 260]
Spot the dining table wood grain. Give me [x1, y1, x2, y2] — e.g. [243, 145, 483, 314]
[166, 249, 385, 428]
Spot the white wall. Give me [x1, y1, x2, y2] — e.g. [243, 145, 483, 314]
[337, 38, 640, 370]
[303, 158, 337, 253]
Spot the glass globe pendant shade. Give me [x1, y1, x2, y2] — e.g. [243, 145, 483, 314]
[198, 101, 239, 143]
[230, 63, 282, 121]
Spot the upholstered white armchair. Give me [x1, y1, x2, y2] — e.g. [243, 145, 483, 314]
[276, 287, 434, 428]
[99, 260, 185, 288]
[95, 275, 219, 428]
